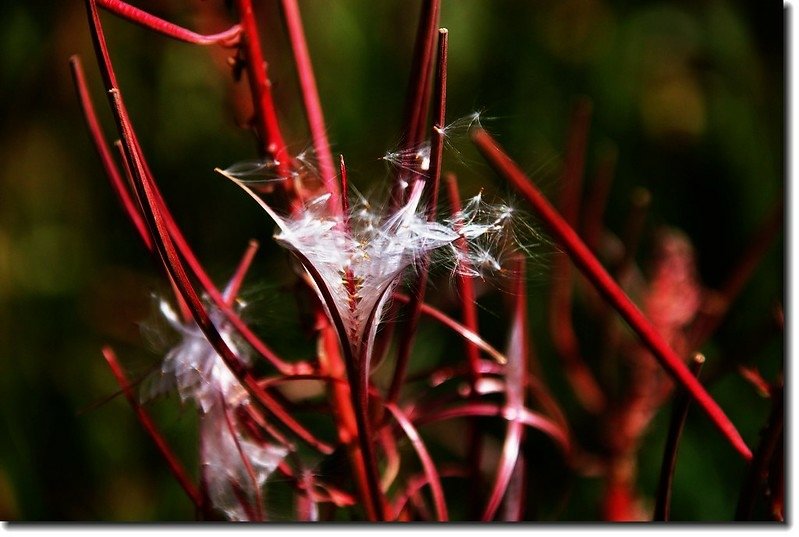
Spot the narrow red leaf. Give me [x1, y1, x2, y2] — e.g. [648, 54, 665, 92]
[101, 346, 204, 512]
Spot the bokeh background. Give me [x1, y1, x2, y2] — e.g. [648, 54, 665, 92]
[0, 0, 783, 521]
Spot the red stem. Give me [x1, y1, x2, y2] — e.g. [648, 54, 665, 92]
[392, 292, 505, 364]
[735, 383, 784, 520]
[688, 198, 784, 350]
[386, 29, 448, 404]
[102, 346, 205, 512]
[69, 55, 152, 251]
[393, 467, 466, 518]
[385, 403, 449, 521]
[98, 0, 241, 46]
[220, 397, 265, 521]
[404, 0, 441, 145]
[548, 99, 605, 413]
[582, 143, 617, 254]
[444, 175, 482, 384]
[279, 0, 340, 212]
[223, 239, 260, 305]
[472, 128, 752, 461]
[413, 401, 570, 453]
[482, 255, 527, 521]
[393, 0, 441, 204]
[445, 173, 485, 517]
[653, 353, 705, 521]
[425, 28, 448, 212]
[233, 0, 294, 201]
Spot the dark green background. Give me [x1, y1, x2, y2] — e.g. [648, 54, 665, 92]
[0, 0, 783, 521]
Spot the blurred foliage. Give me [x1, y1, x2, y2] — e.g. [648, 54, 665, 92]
[0, 0, 782, 521]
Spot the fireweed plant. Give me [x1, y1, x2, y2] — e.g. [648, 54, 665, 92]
[71, 0, 783, 522]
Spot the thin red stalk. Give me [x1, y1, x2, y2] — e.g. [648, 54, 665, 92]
[233, 0, 295, 201]
[582, 144, 617, 253]
[220, 397, 265, 521]
[339, 155, 350, 217]
[111, 140, 193, 322]
[223, 240, 260, 305]
[616, 187, 651, 280]
[242, 398, 293, 448]
[502, 455, 526, 521]
[688, 199, 784, 349]
[87, 0, 331, 454]
[548, 99, 605, 413]
[425, 28, 448, 211]
[279, 0, 339, 212]
[445, 173, 484, 516]
[316, 312, 377, 521]
[98, 0, 241, 46]
[393, 0, 441, 204]
[386, 31, 448, 404]
[101, 346, 205, 512]
[69, 56, 152, 251]
[736, 383, 784, 520]
[472, 128, 752, 461]
[274, 457, 357, 509]
[482, 255, 527, 521]
[296, 470, 317, 521]
[404, 0, 441, 146]
[256, 373, 342, 388]
[393, 467, 466, 519]
[385, 403, 449, 521]
[445, 175, 482, 381]
[379, 426, 401, 492]
[386, 263, 429, 405]
[392, 291, 505, 364]
[653, 353, 705, 521]
[414, 401, 570, 453]
[122, 129, 300, 373]
[229, 480, 260, 521]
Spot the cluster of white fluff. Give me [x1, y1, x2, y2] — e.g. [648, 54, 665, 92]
[142, 298, 249, 413]
[200, 403, 288, 521]
[143, 291, 287, 521]
[221, 164, 518, 360]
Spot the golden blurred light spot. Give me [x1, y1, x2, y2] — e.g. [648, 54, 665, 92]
[640, 68, 706, 142]
[539, 0, 614, 64]
[0, 468, 20, 520]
